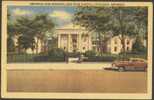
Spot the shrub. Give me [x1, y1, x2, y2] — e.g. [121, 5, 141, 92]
[33, 55, 49, 62]
[84, 50, 96, 57]
[48, 48, 65, 58]
[33, 48, 66, 62]
[132, 36, 147, 53]
[118, 52, 147, 60]
[68, 52, 81, 57]
[83, 53, 117, 62]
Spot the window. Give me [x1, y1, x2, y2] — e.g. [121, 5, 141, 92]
[127, 47, 129, 51]
[127, 40, 130, 45]
[73, 45, 77, 48]
[114, 46, 117, 52]
[114, 39, 117, 44]
[84, 38, 87, 42]
[72, 39, 77, 43]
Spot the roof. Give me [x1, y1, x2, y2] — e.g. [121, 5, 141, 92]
[56, 23, 85, 30]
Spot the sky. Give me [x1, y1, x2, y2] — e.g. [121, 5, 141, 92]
[8, 6, 79, 28]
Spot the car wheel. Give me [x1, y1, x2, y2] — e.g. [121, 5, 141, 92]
[118, 67, 125, 72]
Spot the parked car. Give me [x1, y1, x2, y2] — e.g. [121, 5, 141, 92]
[112, 58, 147, 72]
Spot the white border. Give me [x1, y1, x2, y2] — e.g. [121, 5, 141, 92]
[1, 1, 153, 99]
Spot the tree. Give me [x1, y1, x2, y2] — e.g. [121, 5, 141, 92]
[111, 7, 147, 54]
[133, 7, 148, 46]
[31, 14, 55, 53]
[7, 10, 17, 52]
[73, 7, 112, 55]
[11, 14, 55, 53]
[13, 16, 36, 53]
[132, 36, 147, 54]
[73, 7, 147, 55]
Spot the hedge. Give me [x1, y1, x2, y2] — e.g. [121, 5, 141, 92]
[83, 56, 117, 62]
[33, 55, 65, 62]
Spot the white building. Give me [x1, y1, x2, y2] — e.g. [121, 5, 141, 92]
[106, 35, 134, 54]
[11, 26, 135, 54]
[56, 28, 92, 53]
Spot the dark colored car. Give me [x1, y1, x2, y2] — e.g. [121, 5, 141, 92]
[112, 58, 147, 72]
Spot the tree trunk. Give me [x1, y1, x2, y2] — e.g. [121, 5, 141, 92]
[36, 37, 39, 54]
[121, 36, 125, 53]
[98, 32, 103, 56]
[120, 35, 126, 60]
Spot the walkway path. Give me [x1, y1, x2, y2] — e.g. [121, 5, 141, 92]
[7, 62, 112, 70]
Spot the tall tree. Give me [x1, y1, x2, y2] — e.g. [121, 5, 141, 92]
[13, 16, 36, 53]
[32, 14, 55, 53]
[73, 7, 112, 55]
[7, 10, 17, 52]
[73, 7, 147, 54]
[12, 14, 55, 53]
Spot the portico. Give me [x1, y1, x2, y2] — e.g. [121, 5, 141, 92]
[56, 29, 92, 53]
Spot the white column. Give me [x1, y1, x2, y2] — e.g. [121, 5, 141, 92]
[78, 33, 81, 52]
[58, 34, 61, 48]
[68, 34, 71, 52]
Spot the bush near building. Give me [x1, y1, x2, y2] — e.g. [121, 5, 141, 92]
[7, 48, 147, 63]
[84, 50, 96, 57]
[7, 48, 66, 63]
[33, 48, 66, 62]
[67, 52, 81, 57]
[132, 36, 147, 54]
[83, 51, 147, 62]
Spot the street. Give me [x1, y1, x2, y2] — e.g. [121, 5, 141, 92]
[7, 69, 147, 93]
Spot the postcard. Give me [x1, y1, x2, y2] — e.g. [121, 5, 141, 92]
[1, 1, 153, 99]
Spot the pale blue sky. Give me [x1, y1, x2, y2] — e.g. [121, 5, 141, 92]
[8, 6, 77, 28]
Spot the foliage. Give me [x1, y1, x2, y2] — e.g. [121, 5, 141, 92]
[48, 48, 65, 58]
[7, 13, 55, 53]
[67, 52, 81, 57]
[47, 37, 58, 50]
[83, 53, 147, 62]
[73, 7, 147, 54]
[7, 11, 17, 52]
[73, 7, 112, 54]
[132, 36, 147, 53]
[33, 48, 66, 62]
[84, 50, 96, 57]
[7, 53, 35, 63]
[7, 37, 15, 52]
[7, 51, 147, 63]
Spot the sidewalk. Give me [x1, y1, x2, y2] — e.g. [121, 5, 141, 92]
[6, 62, 112, 70]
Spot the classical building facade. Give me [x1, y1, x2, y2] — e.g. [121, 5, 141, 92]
[11, 29, 136, 54]
[106, 35, 134, 54]
[56, 28, 135, 54]
[56, 28, 92, 53]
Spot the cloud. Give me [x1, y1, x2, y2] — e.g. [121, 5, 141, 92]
[12, 8, 32, 16]
[49, 10, 72, 20]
